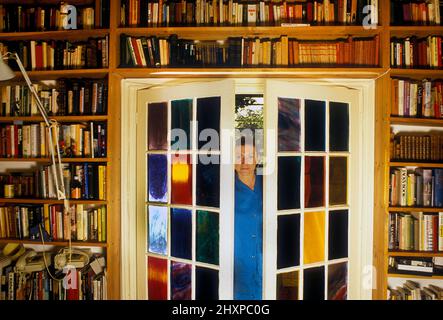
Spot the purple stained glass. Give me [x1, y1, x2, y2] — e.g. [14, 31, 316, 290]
[148, 154, 168, 203]
[148, 102, 168, 151]
[278, 98, 301, 152]
[171, 261, 192, 300]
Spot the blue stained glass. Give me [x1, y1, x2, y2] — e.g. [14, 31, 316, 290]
[148, 154, 168, 203]
[148, 206, 168, 255]
[171, 208, 192, 260]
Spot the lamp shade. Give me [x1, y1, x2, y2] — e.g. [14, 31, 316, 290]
[0, 57, 15, 81]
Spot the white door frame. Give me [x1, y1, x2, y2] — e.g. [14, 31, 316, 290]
[120, 78, 375, 300]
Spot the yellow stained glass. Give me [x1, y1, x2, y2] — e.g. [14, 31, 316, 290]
[303, 211, 325, 265]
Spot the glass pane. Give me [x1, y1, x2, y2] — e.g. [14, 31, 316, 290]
[278, 97, 301, 152]
[147, 256, 167, 300]
[303, 211, 325, 265]
[303, 266, 325, 300]
[148, 155, 168, 203]
[171, 261, 192, 300]
[328, 210, 349, 260]
[171, 208, 192, 260]
[305, 157, 325, 208]
[305, 100, 326, 152]
[277, 214, 300, 269]
[171, 99, 192, 151]
[277, 271, 299, 300]
[195, 267, 219, 300]
[148, 102, 168, 151]
[330, 102, 349, 152]
[328, 262, 348, 300]
[278, 156, 301, 210]
[148, 206, 168, 255]
[196, 210, 219, 265]
[196, 156, 220, 207]
[171, 155, 192, 205]
[329, 157, 348, 206]
[197, 97, 220, 150]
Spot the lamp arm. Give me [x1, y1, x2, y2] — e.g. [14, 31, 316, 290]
[6, 53, 66, 201]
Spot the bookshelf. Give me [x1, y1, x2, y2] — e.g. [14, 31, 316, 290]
[0, 0, 440, 300]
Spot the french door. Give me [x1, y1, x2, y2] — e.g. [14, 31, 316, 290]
[136, 79, 362, 300]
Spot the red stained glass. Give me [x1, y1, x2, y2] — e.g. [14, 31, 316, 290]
[148, 256, 167, 300]
[305, 157, 325, 208]
[171, 154, 192, 205]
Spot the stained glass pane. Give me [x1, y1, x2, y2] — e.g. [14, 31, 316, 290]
[148, 102, 168, 151]
[328, 210, 349, 260]
[197, 97, 220, 150]
[171, 155, 192, 205]
[305, 157, 325, 208]
[305, 100, 326, 152]
[277, 271, 299, 300]
[196, 156, 220, 208]
[148, 206, 168, 255]
[171, 99, 192, 151]
[328, 262, 348, 300]
[148, 155, 167, 203]
[277, 214, 300, 269]
[303, 211, 325, 265]
[303, 266, 325, 300]
[329, 157, 348, 206]
[171, 208, 192, 260]
[195, 267, 219, 300]
[278, 157, 301, 210]
[148, 256, 167, 300]
[278, 97, 301, 152]
[171, 261, 192, 300]
[196, 210, 219, 265]
[330, 102, 349, 152]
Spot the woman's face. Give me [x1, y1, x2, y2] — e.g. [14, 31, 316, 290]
[235, 144, 257, 176]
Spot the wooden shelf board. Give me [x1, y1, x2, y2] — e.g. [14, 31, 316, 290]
[0, 238, 107, 247]
[116, 67, 386, 78]
[0, 115, 108, 122]
[389, 207, 443, 213]
[388, 251, 443, 258]
[13, 69, 109, 80]
[388, 273, 443, 280]
[390, 69, 443, 77]
[389, 26, 443, 36]
[0, 158, 108, 163]
[390, 162, 443, 168]
[0, 199, 107, 205]
[390, 117, 443, 127]
[0, 29, 110, 40]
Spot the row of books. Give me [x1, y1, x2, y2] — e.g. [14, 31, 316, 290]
[1, 254, 107, 300]
[0, 164, 107, 200]
[388, 212, 443, 251]
[0, 1, 110, 32]
[0, 79, 108, 117]
[0, 204, 107, 243]
[121, 34, 380, 67]
[390, 36, 443, 69]
[388, 256, 443, 276]
[0, 122, 107, 159]
[391, 78, 443, 118]
[120, 0, 378, 26]
[0, 37, 109, 71]
[389, 168, 443, 207]
[389, 132, 443, 162]
[391, 0, 442, 25]
[389, 280, 443, 300]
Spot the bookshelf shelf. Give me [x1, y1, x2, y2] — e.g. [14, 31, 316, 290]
[389, 162, 443, 168]
[390, 69, 443, 77]
[389, 251, 443, 258]
[0, 238, 108, 247]
[0, 199, 107, 205]
[14, 69, 110, 80]
[389, 26, 443, 36]
[388, 207, 443, 213]
[0, 115, 108, 122]
[0, 29, 110, 40]
[388, 273, 443, 280]
[390, 117, 443, 127]
[0, 158, 108, 163]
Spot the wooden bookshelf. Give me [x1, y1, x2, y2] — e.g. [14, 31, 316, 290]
[388, 274, 443, 281]
[0, 115, 108, 122]
[390, 162, 443, 168]
[389, 251, 443, 258]
[390, 117, 443, 127]
[0, 158, 108, 162]
[0, 198, 108, 204]
[0, 238, 108, 247]
[388, 207, 443, 213]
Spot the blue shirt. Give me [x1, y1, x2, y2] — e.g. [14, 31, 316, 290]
[234, 173, 263, 300]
